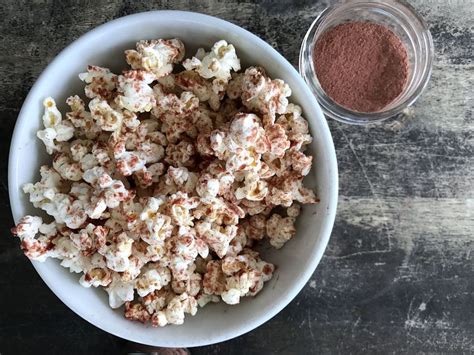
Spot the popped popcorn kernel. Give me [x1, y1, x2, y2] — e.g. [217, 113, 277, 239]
[244, 214, 267, 241]
[287, 203, 301, 218]
[11, 216, 57, 262]
[99, 232, 134, 272]
[89, 98, 125, 132]
[151, 292, 197, 327]
[126, 39, 185, 79]
[53, 152, 82, 181]
[183, 40, 240, 83]
[115, 70, 156, 113]
[135, 264, 171, 297]
[80, 267, 112, 288]
[203, 260, 226, 296]
[79, 65, 117, 100]
[124, 301, 151, 324]
[66, 95, 101, 139]
[235, 173, 268, 202]
[175, 70, 222, 111]
[37, 97, 74, 154]
[106, 273, 135, 308]
[241, 66, 291, 126]
[266, 213, 296, 249]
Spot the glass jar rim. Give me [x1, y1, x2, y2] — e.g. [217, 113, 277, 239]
[299, 0, 434, 125]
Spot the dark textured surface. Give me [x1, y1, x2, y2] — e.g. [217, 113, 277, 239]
[1, 1, 473, 354]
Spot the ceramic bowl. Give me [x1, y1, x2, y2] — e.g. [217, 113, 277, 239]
[8, 10, 338, 347]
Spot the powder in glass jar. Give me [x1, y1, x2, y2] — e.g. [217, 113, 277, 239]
[313, 22, 409, 113]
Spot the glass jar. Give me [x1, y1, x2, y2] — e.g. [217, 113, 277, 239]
[299, 0, 434, 124]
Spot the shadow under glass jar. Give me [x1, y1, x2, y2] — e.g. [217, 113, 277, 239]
[299, 0, 434, 125]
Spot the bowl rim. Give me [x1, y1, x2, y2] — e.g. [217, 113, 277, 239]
[8, 10, 338, 347]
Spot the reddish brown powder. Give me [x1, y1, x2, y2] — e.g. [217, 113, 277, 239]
[313, 22, 409, 113]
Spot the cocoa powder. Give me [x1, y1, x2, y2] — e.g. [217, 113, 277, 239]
[313, 22, 409, 113]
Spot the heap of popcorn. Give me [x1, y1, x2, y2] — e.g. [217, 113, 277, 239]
[11, 39, 317, 326]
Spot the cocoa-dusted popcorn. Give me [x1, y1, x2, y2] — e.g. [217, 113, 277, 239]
[125, 39, 185, 79]
[12, 38, 317, 327]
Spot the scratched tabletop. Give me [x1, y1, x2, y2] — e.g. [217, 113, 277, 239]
[1, 1, 472, 354]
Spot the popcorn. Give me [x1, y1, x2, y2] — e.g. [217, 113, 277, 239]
[165, 140, 196, 168]
[69, 139, 92, 162]
[80, 267, 112, 288]
[204, 197, 244, 226]
[99, 232, 134, 272]
[168, 166, 193, 186]
[12, 37, 317, 327]
[135, 264, 171, 297]
[243, 214, 267, 241]
[207, 113, 269, 176]
[183, 40, 240, 83]
[53, 152, 82, 181]
[221, 272, 253, 305]
[126, 39, 185, 79]
[65, 96, 101, 139]
[226, 73, 244, 99]
[11, 216, 43, 240]
[156, 75, 177, 93]
[134, 162, 165, 188]
[226, 226, 248, 257]
[221, 250, 274, 297]
[23, 174, 88, 228]
[138, 197, 173, 244]
[151, 292, 197, 326]
[196, 293, 220, 307]
[113, 141, 146, 176]
[121, 255, 145, 282]
[166, 233, 200, 280]
[78, 65, 117, 100]
[196, 173, 220, 198]
[142, 287, 173, 314]
[195, 221, 237, 258]
[287, 203, 301, 218]
[235, 173, 268, 201]
[89, 98, 125, 132]
[266, 213, 296, 249]
[171, 271, 202, 296]
[54, 236, 90, 272]
[124, 301, 151, 324]
[202, 260, 226, 295]
[167, 192, 199, 227]
[202, 250, 274, 305]
[265, 123, 291, 159]
[276, 103, 312, 150]
[241, 67, 291, 126]
[287, 148, 313, 176]
[83, 167, 132, 215]
[11, 216, 57, 262]
[206, 161, 235, 196]
[267, 172, 317, 206]
[175, 70, 222, 111]
[115, 70, 156, 112]
[158, 166, 198, 196]
[69, 223, 107, 256]
[240, 199, 269, 216]
[37, 98, 74, 154]
[108, 199, 142, 232]
[137, 140, 165, 164]
[106, 273, 135, 308]
[153, 91, 199, 143]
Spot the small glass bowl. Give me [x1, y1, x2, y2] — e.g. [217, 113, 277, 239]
[299, 0, 434, 125]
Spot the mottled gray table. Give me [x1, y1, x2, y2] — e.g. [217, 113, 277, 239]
[1, 1, 472, 354]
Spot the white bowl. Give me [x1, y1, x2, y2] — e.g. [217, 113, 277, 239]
[8, 11, 338, 347]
